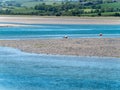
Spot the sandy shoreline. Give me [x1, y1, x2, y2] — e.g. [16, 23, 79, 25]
[0, 24, 27, 27]
[0, 16, 119, 58]
[0, 16, 120, 25]
[0, 38, 119, 58]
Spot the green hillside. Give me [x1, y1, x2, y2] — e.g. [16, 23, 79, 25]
[0, 0, 120, 16]
[22, 1, 62, 7]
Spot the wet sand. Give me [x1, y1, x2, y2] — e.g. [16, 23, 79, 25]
[0, 24, 26, 27]
[0, 38, 120, 58]
[0, 16, 120, 58]
[0, 16, 120, 25]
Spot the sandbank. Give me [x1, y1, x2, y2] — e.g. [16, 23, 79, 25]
[0, 16, 120, 25]
[0, 38, 119, 58]
[0, 16, 119, 58]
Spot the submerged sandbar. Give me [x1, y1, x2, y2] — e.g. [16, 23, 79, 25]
[0, 38, 119, 58]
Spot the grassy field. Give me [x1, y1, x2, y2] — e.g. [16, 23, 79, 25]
[22, 1, 62, 7]
[102, 12, 120, 16]
[22, 2, 44, 7]
[81, 12, 120, 16]
[100, 2, 120, 9]
[12, 8, 36, 13]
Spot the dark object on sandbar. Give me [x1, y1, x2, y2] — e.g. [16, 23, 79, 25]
[64, 35, 68, 39]
[99, 33, 103, 36]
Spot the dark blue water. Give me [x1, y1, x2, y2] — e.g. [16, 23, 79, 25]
[0, 24, 120, 39]
[0, 47, 120, 90]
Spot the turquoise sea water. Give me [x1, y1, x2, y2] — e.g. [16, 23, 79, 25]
[0, 24, 120, 90]
[0, 47, 120, 90]
[0, 24, 120, 39]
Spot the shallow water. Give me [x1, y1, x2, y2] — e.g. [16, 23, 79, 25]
[0, 24, 120, 39]
[0, 47, 120, 90]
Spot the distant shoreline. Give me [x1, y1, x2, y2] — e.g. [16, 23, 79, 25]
[0, 16, 120, 25]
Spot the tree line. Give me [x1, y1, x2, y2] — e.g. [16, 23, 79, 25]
[0, 2, 120, 16]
